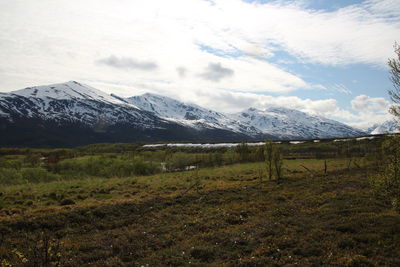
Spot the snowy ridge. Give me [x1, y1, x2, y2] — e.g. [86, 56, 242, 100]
[370, 120, 399, 134]
[0, 81, 366, 142]
[128, 92, 365, 139]
[128, 93, 211, 120]
[12, 81, 140, 109]
[234, 107, 365, 139]
[14, 81, 115, 104]
[129, 93, 365, 139]
[127, 93, 263, 136]
[0, 81, 158, 128]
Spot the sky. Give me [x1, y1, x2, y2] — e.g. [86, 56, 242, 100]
[0, 0, 399, 129]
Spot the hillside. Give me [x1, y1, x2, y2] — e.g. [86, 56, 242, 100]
[0, 82, 253, 147]
[0, 81, 365, 147]
[370, 119, 399, 134]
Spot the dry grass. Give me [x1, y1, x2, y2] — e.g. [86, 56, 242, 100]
[1, 158, 399, 266]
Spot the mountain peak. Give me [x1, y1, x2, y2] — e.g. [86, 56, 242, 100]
[0, 81, 366, 145]
[127, 92, 263, 136]
[371, 119, 399, 134]
[128, 92, 205, 119]
[140, 92, 184, 104]
[66, 80, 82, 85]
[235, 105, 365, 139]
[142, 92, 164, 98]
[10, 81, 127, 105]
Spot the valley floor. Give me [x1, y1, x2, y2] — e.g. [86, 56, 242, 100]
[1, 160, 399, 266]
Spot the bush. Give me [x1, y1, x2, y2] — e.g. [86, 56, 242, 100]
[0, 159, 23, 169]
[0, 168, 23, 185]
[23, 153, 41, 167]
[47, 155, 161, 178]
[20, 167, 61, 183]
[372, 136, 400, 212]
[165, 153, 193, 171]
[235, 142, 250, 162]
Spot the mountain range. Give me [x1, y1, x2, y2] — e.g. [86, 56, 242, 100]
[370, 120, 399, 135]
[0, 81, 369, 147]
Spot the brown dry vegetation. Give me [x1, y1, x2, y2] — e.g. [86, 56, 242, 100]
[1, 156, 399, 266]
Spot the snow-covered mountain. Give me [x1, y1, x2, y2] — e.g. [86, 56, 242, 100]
[127, 93, 264, 137]
[0, 81, 156, 127]
[0, 81, 253, 146]
[0, 81, 366, 147]
[370, 120, 399, 135]
[129, 93, 365, 140]
[233, 107, 365, 139]
[11, 81, 132, 106]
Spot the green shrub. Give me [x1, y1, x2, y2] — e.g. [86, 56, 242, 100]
[23, 153, 41, 167]
[372, 136, 400, 212]
[47, 155, 161, 178]
[20, 167, 61, 183]
[166, 152, 193, 171]
[0, 168, 23, 185]
[235, 142, 250, 162]
[0, 159, 23, 170]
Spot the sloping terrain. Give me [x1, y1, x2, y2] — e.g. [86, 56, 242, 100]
[127, 93, 263, 137]
[0, 81, 366, 147]
[0, 82, 253, 147]
[129, 93, 365, 140]
[370, 119, 399, 134]
[234, 107, 365, 139]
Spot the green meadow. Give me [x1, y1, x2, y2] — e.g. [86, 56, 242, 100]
[0, 137, 399, 266]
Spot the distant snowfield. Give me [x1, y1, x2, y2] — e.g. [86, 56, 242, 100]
[143, 140, 313, 148]
[143, 142, 266, 148]
[143, 136, 381, 148]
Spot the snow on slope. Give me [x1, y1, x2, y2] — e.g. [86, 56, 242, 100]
[0, 82, 366, 140]
[128, 93, 364, 139]
[234, 107, 365, 139]
[127, 93, 262, 136]
[11, 81, 137, 108]
[0, 81, 158, 128]
[128, 93, 220, 121]
[371, 120, 399, 134]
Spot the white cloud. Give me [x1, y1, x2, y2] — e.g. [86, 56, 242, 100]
[199, 62, 234, 82]
[198, 0, 400, 65]
[345, 94, 393, 129]
[0, 0, 399, 129]
[331, 84, 352, 95]
[132, 84, 344, 117]
[351, 94, 390, 112]
[173, 89, 393, 130]
[96, 55, 158, 71]
[364, 0, 400, 18]
[1, 0, 399, 91]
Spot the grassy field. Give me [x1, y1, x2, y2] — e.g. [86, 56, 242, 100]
[1, 154, 399, 266]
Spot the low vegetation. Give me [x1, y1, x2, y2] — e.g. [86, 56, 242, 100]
[0, 136, 399, 266]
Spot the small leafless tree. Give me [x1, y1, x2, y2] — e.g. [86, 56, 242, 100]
[388, 42, 400, 119]
[265, 140, 273, 180]
[273, 147, 283, 180]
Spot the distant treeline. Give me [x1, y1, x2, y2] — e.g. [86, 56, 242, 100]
[0, 136, 386, 186]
